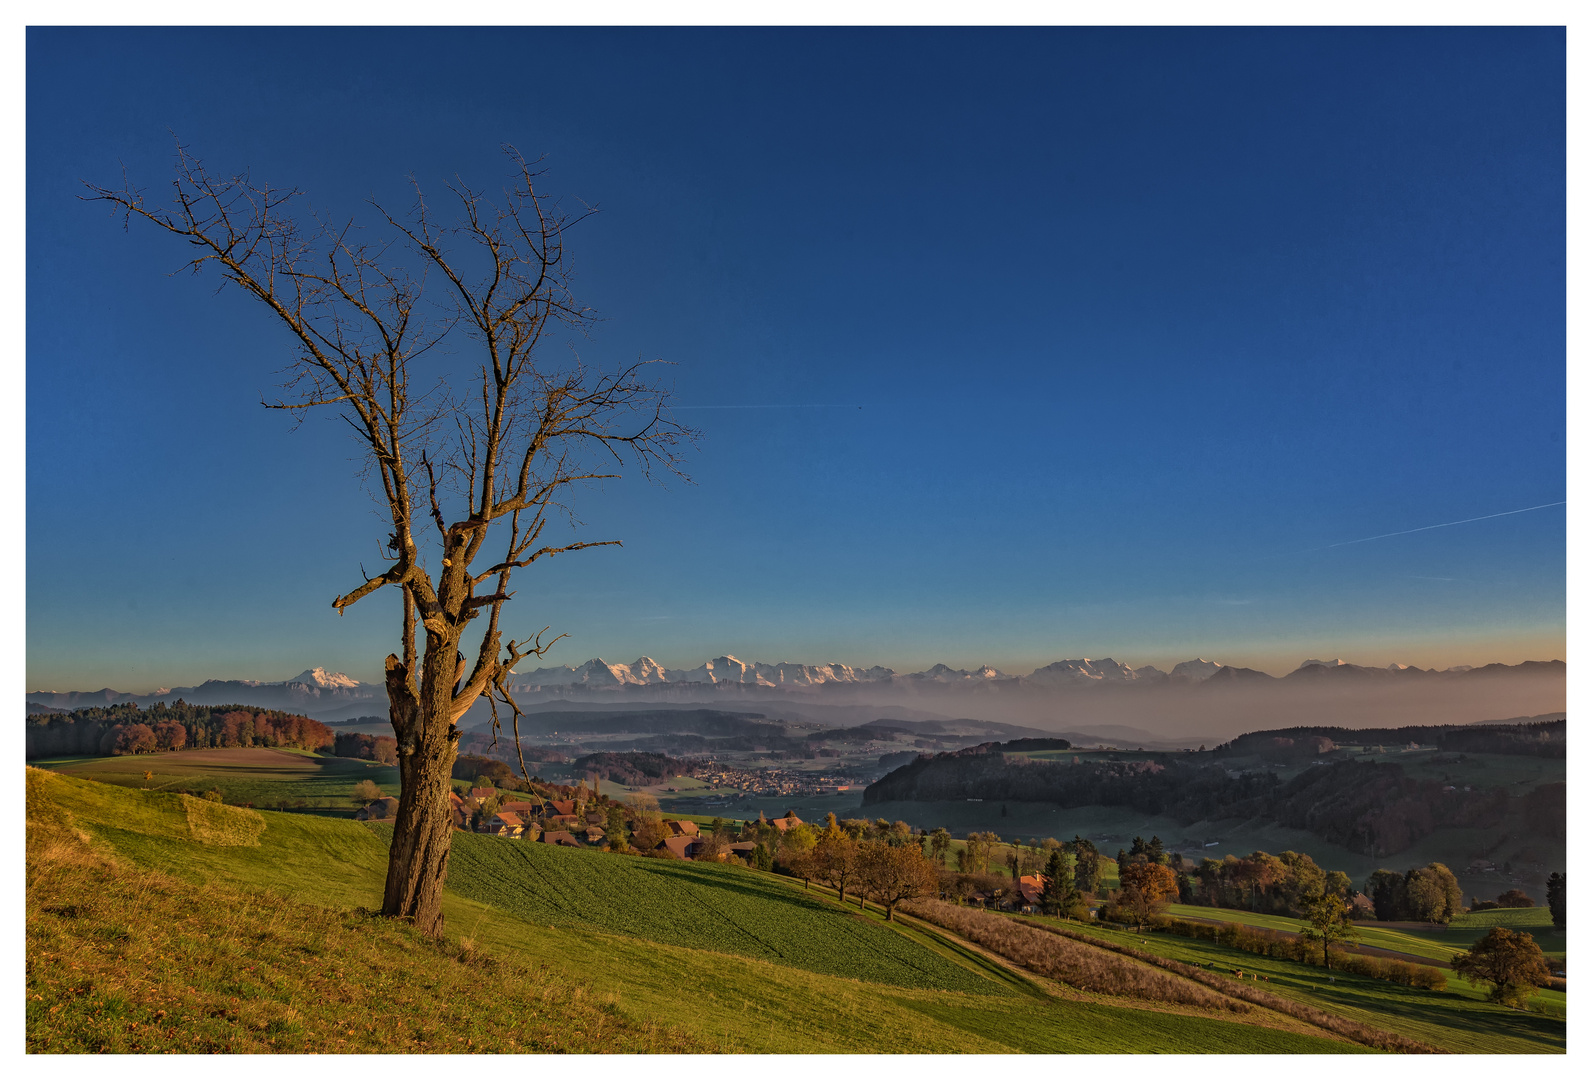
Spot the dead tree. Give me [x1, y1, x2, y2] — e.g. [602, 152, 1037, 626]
[88, 144, 693, 936]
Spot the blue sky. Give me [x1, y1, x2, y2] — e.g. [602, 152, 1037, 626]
[26, 27, 1565, 690]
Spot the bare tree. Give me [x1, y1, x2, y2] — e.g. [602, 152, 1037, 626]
[87, 144, 693, 935]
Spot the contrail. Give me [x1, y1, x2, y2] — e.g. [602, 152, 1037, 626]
[1325, 501, 1566, 548]
[671, 404, 863, 410]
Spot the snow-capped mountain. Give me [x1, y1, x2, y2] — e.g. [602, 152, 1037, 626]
[287, 667, 364, 691]
[509, 655, 899, 690]
[1025, 658, 1143, 687]
[1170, 658, 1223, 682]
[905, 663, 1010, 684]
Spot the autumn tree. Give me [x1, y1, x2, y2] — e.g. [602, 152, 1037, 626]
[1452, 927, 1551, 1008]
[1404, 863, 1463, 925]
[929, 827, 952, 867]
[1118, 860, 1178, 930]
[812, 825, 862, 904]
[1298, 891, 1358, 970]
[90, 146, 692, 935]
[963, 831, 1000, 874]
[352, 779, 386, 804]
[858, 841, 939, 921]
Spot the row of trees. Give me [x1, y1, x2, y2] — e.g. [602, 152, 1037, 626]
[782, 818, 940, 920]
[1177, 849, 1348, 916]
[333, 732, 400, 766]
[1363, 864, 1465, 924]
[26, 702, 334, 758]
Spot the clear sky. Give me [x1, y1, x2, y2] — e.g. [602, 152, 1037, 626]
[26, 26, 1566, 691]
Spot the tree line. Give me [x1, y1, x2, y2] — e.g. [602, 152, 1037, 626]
[26, 701, 332, 758]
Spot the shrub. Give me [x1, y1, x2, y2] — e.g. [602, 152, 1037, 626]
[1332, 952, 1448, 990]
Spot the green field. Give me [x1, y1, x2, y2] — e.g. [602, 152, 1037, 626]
[446, 835, 998, 992]
[27, 767, 1370, 1053]
[1012, 912, 1565, 1054]
[33, 747, 399, 816]
[1164, 904, 1566, 966]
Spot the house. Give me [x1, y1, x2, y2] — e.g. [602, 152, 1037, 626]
[728, 841, 758, 863]
[500, 799, 542, 817]
[585, 810, 606, 825]
[355, 797, 399, 821]
[486, 811, 525, 838]
[1016, 874, 1047, 909]
[470, 787, 497, 802]
[583, 826, 606, 845]
[541, 830, 581, 848]
[768, 814, 803, 834]
[549, 799, 578, 817]
[548, 814, 581, 827]
[665, 820, 699, 837]
[660, 835, 703, 859]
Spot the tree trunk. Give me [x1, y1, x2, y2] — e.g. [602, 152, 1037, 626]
[379, 651, 461, 937]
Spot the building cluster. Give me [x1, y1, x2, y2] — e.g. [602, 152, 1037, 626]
[687, 763, 855, 798]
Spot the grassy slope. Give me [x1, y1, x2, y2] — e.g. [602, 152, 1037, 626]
[1164, 904, 1567, 964]
[25, 774, 696, 1053]
[27, 769, 1355, 1054]
[1011, 913, 1564, 1053]
[445, 834, 995, 992]
[35, 747, 400, 815]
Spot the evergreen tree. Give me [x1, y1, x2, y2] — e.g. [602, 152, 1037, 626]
[1546, 872, 1566, 929]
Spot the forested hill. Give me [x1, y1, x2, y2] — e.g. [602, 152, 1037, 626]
[1218, 717, 1565, 758]
[862, 736, 1559, 857]
[26, 701, 332, 758]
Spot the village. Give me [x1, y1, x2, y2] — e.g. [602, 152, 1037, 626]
[681, 762, 858, 799]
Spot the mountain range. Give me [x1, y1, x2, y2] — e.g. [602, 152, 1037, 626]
[26, 655, 1564, 719]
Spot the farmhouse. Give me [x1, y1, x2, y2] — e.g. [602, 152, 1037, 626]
[355, 797, 399, 821]
[660, 835, 703, 858]
[541, 830, 581, 848]
[1016, 874, 1047, 911]
[549, 799, 578, 817]
[769, 814, 803, 833]
[486, 811, 525, 838]
[665, 820, 699, 837]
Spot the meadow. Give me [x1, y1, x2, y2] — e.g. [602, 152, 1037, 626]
[1007, 910, 1565, 1053]
[1163, 903, 1566, 965]
[26, 767, 1365, 1054]
[33, 747, 398, 815]
[445, 834, 997, 992]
